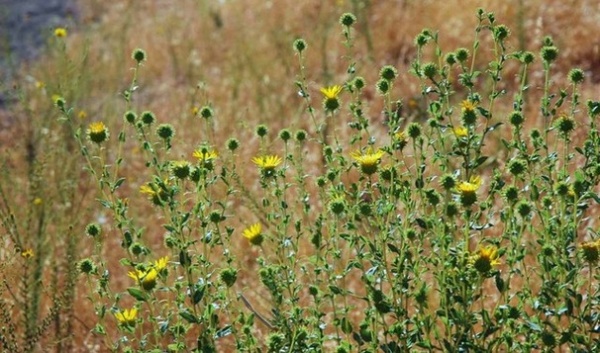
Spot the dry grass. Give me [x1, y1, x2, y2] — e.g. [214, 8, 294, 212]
[2, 0, 600, 351]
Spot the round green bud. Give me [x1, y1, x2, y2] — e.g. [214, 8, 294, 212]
[316, 176, 326, 188]
[503, 185, 519, 203]
[542, 36, 554, 47]
[422, 63, 437, 79]
[441, 174, 456, 190]
[425, 188, 441, 206]
[568, 68, 584, 84]
[542, 196, 553, 208]
[455, 48, 469, 62]
[554, 116, 575, 136]
[461, 108, 477, 126]
[219, 267, 238, 287]
[255, 124, 268, 137]
[508, 158, 527, 176]
[445, 53, 457, 66]
[164, 235, 176, 248]
[324, 97, 340, 111]
[493, 24, 510, 41]
[445, 202, 458, 217]
[407, 122, 421, 139]
[171, 160, 191, 179]
[279, 128, 291, 142]
[323, 145, 333, 157]
[415, 33, 428, 47]
[140, 111, 155, 125]
[509, 111, 524, 127]
[540, 46, 559, 63]
[209, 210, 223, 224]
[516, 200, 532, 218]
[522, 51, 535, 64]
[339, 12, 357, 27]
[376, 79, 390, 95]
[130, 242, 144, 256]
[156, 124, 175, 140]
[226, 138, 239, 151]
[530, 128, 541, 140]
[405, 229, 417, 241]
[587, 100, 600, 117]
[293, 38, 306, 52]
[329, 198, 346, 215]
[86, 223, 101, 237]
[555, 181, 570, 196]
[379, 65, 398, 81]
[190, 167, 201, 183]
[359, 203, 372, 216]
[132, 48, 147, 63]
[353, 76, 365, 90]
[295, 129, 307, 142]
[376, 78, 390, 95]
[326, 170, 337, 182]
[78, 259, 96, 274]
[541, 331, 556, 347]
[124, 110, 137, 124]
[199, 106, 213, 119]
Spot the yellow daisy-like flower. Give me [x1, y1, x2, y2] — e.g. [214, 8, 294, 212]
[470, 246, 501, 274]
[350, 148, 385, 175]
[457, 175, 482, 193]
[128, 268, 158, 291]
[139, 184, 157, 197]
[21, 248, 34, 259]
[460, 100, 477, 112]
[581, 240, 600, 265]
[243, 223, 264, 246]
[87, 122, 109, 144]
[320, 85, 343, 100]
[33, 198, 43, 206]
[193, 149, 218, 162]
[154, 256, 169, 272]
[252, 155, 282, 177]
[453, 126, 468, 138]
[54, 27, 67, 38]
[77, 110, 87, 120]
[114, 308, 137, 327]
[456, 175, 482, 207]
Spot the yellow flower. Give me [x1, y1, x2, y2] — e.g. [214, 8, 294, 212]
[470, 246, 501, 274]
[581, 241, 600, 265]
[243, 223, 263, 246]
[320, 85, 343, 100]
[78, 110, 87, 120]
[460, 100, 477, 112]
[456, 175, 482, 207]
[252, 155, 282, 177]
[54, 27, 67, 38]
[193, 149, 218, 162]
[128, 268, 158, 291]
[457, 175, 482, 193]
[33, 198, 43, 206]
[35, 81, 45, 89]
[114, 308, 137, 327]
[87, 122, 109, 144]
[453, 126, 468, 138]
[350, 148, 385, 175]
[21, 249, 34, 259]
[154, 256, 169, 272]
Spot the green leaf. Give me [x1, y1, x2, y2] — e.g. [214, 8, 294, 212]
[214, 325, 232, 339]
[112, 177, 126, 191]
[179, 310, 199, 324]
[127, 287, 148, 302]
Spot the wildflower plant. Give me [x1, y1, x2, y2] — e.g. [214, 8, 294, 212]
[37, 6, 600, 353]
